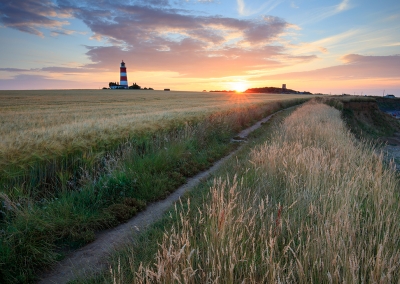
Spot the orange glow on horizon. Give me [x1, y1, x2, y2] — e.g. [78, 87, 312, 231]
[229, 81, 249, 93]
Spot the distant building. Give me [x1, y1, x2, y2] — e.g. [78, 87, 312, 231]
[109, 82, 125, 89]
[282, 84, 286, 90]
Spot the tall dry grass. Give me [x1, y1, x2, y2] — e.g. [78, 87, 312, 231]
[111, 102, 400, 283]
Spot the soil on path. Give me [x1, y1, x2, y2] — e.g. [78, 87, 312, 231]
[38, 111, 282, 284]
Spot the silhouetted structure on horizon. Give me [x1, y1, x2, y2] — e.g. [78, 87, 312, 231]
[245, 86, 312, 94]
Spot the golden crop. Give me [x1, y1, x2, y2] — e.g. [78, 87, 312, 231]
[0, 89, 310, 168]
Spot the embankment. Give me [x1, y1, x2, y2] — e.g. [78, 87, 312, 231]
[341, 99, 400, 140]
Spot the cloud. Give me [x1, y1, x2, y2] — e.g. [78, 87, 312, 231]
[290, 2, 299, 9]
[237, 0, 283, 16]
[337, 0, 350, 12]
[264, 54, 400, 81]
[55, 2, 298, 77]
[0, 66, 97, 74]
[40, 66, 96, 73]
[50, 28, 87, 36]
[143, 0, 170, 6]
[1, 0, 307, 79]
[288, 29, 358, 56]
[0, 68, 34, 72]
[237, 0, 245, 15]
[0, 0, 72, 36]
[301, 0, 353, 24]
[84, 44, 288, 78]
[318, 47, 328, 53]
[244, 16, 287, 43]
[385, 42, 400, 47]
[0, 74, 94, 89]
[385, 13, 400, 22]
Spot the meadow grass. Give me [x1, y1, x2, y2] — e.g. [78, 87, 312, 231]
[92, 101, 400, 283]
[0, 90, 309, 283]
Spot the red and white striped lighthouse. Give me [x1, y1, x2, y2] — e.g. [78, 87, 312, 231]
[120, 60, 128, 88]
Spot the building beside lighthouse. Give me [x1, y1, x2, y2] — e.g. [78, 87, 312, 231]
[120, 60, 128, 88]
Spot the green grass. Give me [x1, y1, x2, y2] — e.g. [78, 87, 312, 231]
[376, 97, 400, 112]
[0, 97, 308, 283]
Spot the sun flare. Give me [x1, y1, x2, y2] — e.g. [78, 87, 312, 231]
[230, 81, 248, 93]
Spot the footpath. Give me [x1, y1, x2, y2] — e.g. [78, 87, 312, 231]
[39, 109, 287, 284]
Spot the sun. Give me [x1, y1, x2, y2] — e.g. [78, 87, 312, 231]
[230, 81, 248, 93]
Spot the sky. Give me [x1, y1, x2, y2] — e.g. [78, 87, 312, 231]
[0, 0, 399, 95]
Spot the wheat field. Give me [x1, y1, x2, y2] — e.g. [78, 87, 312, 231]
[0, 90, 310, 168]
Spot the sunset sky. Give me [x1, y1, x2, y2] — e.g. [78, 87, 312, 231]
[0, 0, 399, 95]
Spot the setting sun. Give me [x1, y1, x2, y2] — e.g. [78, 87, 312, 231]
[230, 81, 249, 92]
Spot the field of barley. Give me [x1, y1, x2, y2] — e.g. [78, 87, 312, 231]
[93, 101, 400, 284]
[0, 89, 310, 283]
[0, 90, 308, 168]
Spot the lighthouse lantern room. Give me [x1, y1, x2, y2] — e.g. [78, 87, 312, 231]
[120, 60, 128, 88]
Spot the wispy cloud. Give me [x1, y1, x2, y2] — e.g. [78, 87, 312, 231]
[183, 0, 215, 2]
[237, 0, 246, 15]
[0, 68, 35, 72]
[301, 0, 352, 24]
[337, 0, 350, 11]
[312, 29, 358, 48]
[0, 74, 94, 90]
[264, 54, 400, 81]
[50, 28, 87, 37]
[289, 11, 400, 59]
[385, 13, 400, 21]
[237, 0, 284, 16]
[385, 42, 400, 47]
[287, 29, 359, 56]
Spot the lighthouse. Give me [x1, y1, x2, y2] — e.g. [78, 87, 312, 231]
[120, 60, 128, 88]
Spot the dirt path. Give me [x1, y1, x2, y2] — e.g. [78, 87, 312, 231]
[38, 110, 283, 284]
